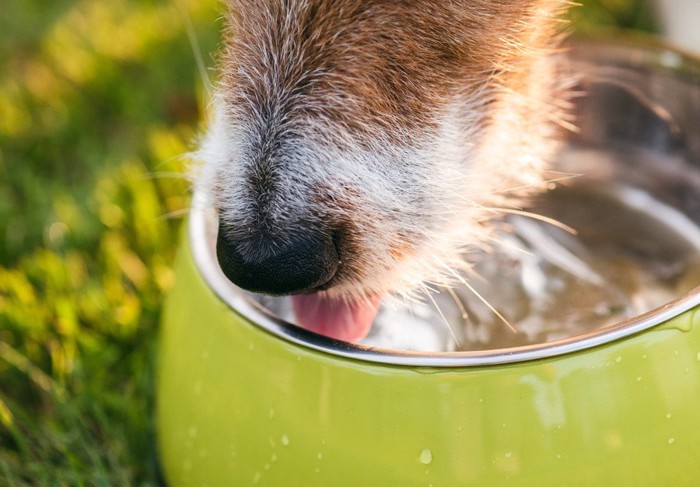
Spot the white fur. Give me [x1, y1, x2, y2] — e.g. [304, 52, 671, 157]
[194, 0, 696, 304]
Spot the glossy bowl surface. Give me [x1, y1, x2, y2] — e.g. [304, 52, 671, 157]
[157, 38, 700, 486]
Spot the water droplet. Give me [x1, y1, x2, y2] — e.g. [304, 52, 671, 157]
[264, 463, 270, 471]
[505, 452, 513, 458]
[556, 454, 561, 459]
[636, 376, 642, 382]
[674, 350, 679, 357]
[253, 471, 261, 484]
[668, 438, 675, 445]
[315, 468, 320, 474]
[271, 453, 278, 463]
[317, 452, 323, 461]
[696, 352, 700, 362]
[642, 354, 647, 359]
[666, 413, 672, 419]
[248, 343, 255, 351]
[615, 356, 622, 363]
[268, 408, 275, 419]
[419, 449, 433, 465]
[188, 426, 198, 439]
[281, 434, 290, 446]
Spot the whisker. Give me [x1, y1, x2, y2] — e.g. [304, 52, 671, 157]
[479, 233, 534, 257]
[446, 287, 469, 322]
[399, 293, 418, 321]
[487, 207, 577, 235]
[159, 208, 190, 221]
[491, 171, 581, 195]
[142, 171, 190, 181]
[175, 0, 213, 95]
[458, 261, 490, 287]
[151, 152, 194, 172]
[425, 290, 462, 349]
[438, 261, 518, 334]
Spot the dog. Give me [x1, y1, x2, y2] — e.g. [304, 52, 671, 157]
[195, 0, 697, 343]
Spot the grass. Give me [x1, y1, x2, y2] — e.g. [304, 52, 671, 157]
[0, 0, 220, 483]
[0, 0, 655, 485]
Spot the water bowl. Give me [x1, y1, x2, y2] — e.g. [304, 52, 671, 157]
[157, 38, 700, 486]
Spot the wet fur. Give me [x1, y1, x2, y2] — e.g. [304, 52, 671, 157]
[197, 0, 569, 302]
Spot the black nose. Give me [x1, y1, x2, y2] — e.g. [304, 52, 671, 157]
[216, 221, 339, 295]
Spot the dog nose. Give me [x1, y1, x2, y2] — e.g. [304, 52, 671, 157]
[216, 221, 339, 295]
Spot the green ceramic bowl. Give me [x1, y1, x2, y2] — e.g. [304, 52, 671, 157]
[157, 39, 700, 486]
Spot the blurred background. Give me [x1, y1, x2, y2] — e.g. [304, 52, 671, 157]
[0, 0, 658, 484]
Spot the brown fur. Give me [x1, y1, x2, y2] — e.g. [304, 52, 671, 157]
[202, 0, 569, 301]
[221, 0, 565, 142]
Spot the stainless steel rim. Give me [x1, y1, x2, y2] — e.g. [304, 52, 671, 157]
[189, 38, 700, 367]
[189, 200, 700, 367]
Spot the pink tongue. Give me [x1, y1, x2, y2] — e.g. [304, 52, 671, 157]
[291, 293, 381, 342]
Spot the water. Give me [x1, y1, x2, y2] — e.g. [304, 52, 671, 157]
[253, 147, 700, 353]
[363, 146, 700, 352]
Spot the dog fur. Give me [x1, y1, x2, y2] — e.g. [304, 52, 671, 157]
[197, 0, 570, 306]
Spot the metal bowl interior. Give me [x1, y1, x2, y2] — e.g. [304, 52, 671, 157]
[158, 38, 700, 487]
[189, 37, 700, 367]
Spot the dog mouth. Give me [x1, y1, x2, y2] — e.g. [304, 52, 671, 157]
[290, 231, 382, 342]
[216, 218, 382, 342]
[288, 236, 383, 342]
[291, 292, 382, 342]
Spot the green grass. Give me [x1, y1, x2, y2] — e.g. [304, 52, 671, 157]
[0, 0, 655, 485]
[0, 0, 220, 483]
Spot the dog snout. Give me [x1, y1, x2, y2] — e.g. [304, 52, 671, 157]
[216, 219, 339, 295]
